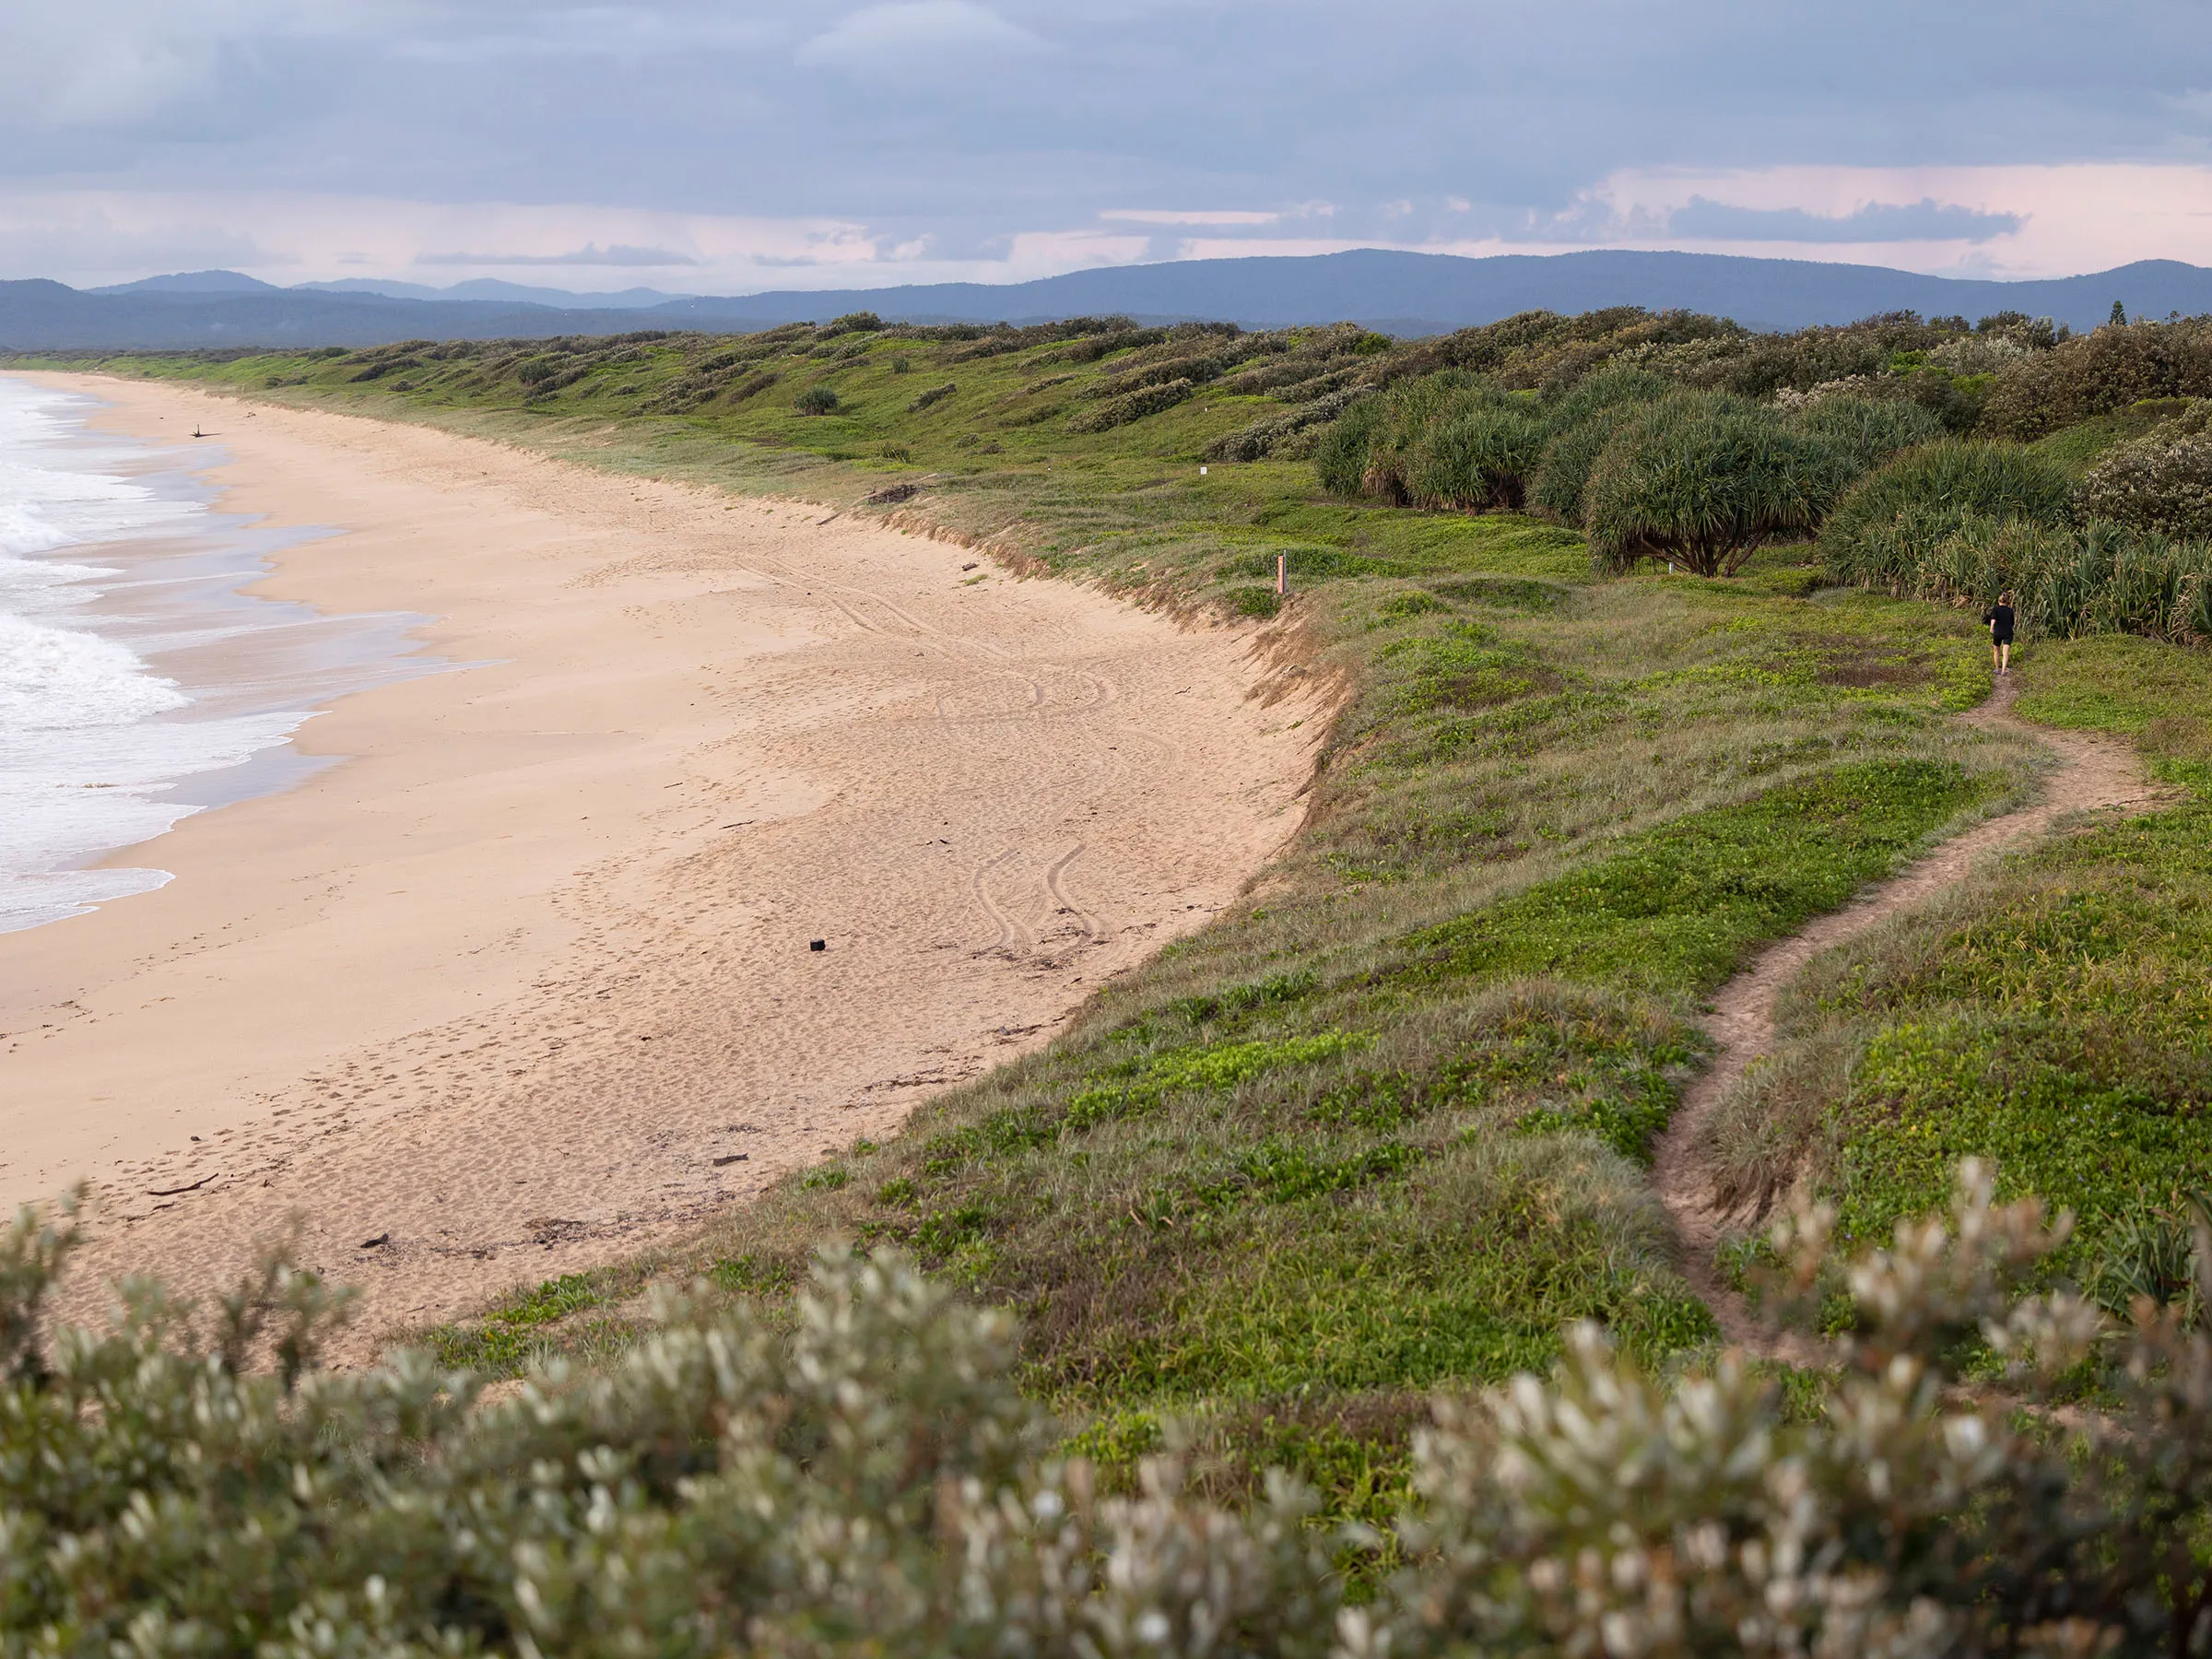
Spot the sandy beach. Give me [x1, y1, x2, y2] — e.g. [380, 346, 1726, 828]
[0, 375, 1323, 1341]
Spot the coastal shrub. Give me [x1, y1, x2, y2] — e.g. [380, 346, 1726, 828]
[909, 382, 959, 413]
[727, 369, 781, 403]
[24, 1173, 2212, 1654]
[1066, 377, 1195, 433]
[1525, 408, 1629, 524]
[1818, 439, 2076, 589]
[1322, 373, 1547, 511]
[1583, 392, 1849, 576]
[1982, 314, 2212, 439]
[1405, 401, 1548, 511]
[1873, 514, 2212, 643]
[1315, 396, 1386, 495]
[1205, 390, 1363, 463]
[1335, 372, 1478, 503]
[2078, 402, 2212, 537]
[1783, 394, 1947, 473]
[1517, 365, 1675, 524]
[794, 382, 841, 416]
[1538, 362, 1670, 431]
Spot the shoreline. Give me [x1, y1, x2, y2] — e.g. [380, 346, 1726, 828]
[0, 376, 436, 933]
[1, 374, 1324, 1343]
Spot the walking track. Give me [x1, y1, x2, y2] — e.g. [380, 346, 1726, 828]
[1650, 676, 2169, 1351]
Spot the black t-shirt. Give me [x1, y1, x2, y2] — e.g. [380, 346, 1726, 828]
[1985, 604, 2016, 641]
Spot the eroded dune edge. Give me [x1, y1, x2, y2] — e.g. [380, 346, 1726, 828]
[0, 374, 1326, 1343]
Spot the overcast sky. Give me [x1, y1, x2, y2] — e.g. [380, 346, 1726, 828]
[4, 0, 2210, 292]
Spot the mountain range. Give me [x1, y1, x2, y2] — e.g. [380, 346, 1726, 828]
[6, 250, 2210, 353]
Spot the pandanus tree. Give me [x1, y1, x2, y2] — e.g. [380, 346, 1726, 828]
[1583, 392, 1851, 577]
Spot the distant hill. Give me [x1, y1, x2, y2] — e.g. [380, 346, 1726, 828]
[10, 249, 2212, 353]
[675, 251, 2212, 336]
[87, 269, 287, 296]
[0, 278, 785, 352]
[294, 276, 694, 308]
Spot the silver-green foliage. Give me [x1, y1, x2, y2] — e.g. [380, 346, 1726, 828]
[2079, 403, 2212, 540]
[1065, 378, 1195, 434]
[13, 1166, 2212, 1656]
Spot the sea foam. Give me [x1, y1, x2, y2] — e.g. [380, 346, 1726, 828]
[0, 378, 424, 933]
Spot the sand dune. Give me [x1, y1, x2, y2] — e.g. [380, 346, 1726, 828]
[0, 376, 1324, 1343]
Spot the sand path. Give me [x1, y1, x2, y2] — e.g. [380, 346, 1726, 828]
[1651, 675, 2165, 1350]
[2, 376, 1324, 1343]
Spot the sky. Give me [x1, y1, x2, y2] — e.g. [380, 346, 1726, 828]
[3, 0, 2211, 294]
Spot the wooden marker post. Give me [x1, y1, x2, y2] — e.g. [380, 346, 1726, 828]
[1277, 553, 1287, 597]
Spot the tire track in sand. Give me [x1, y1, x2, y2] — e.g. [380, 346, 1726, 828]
[1650, 677, 2169, 1351]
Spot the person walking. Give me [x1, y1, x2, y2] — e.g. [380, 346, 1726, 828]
[1984, 590, 2016, 677]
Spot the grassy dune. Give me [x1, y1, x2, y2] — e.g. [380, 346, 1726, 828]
[28, 318, 2210, 1530]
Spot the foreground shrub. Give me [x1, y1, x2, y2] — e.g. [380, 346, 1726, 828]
[2079, 402, 2212, 538]
[20, 1169, 2212, 1653]
[1583, 394, 1848, 576]
[793, 382, 841, 415]
[1819, 439, 2076, 589]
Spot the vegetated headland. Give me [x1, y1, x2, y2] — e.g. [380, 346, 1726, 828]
[12, 300, 2212, 1648]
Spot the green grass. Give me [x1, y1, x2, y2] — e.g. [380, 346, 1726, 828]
[17, 320, 2147, 1538]
[423, 1271, 609, 1370]
[2014, 633, 2212, 796]
[1693, 639, 2212, 1295]
[1390, 759, 1992, 1008]
[1812, 806, 2212, 1278]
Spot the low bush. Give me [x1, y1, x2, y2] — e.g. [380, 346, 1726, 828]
[908, 382, 959, 413]
[1065, 377, 1194, 432]
[1982, 314, 2212, 439]
[1206, 390, 1366, 463]
[1325, 373, 1548, 512]
[2078, 402, 2212, 537]
[1524, 408, 1629, 524]
[1406, 402, 1548, 511]
[794, 382, 841, 415]
[1315, 396, 1387, 496]
[20, 1171, 2212, 1656]
[1583, 393, 1849, 576]
[1818, 440, 2076, 589]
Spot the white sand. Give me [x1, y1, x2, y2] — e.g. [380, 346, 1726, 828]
[0, 375, 1324, 1342]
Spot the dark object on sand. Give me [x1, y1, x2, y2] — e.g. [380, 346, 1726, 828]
[810, 938, 827, 951]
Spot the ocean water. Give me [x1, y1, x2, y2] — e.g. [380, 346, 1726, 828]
[0, 378, 429, 934]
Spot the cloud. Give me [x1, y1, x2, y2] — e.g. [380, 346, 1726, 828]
[391, 8, 786, 64]
[1100, 209, 1281, 227]
[416, 243, 702, 267]
[0, 1, 379, 135]
[1666, 195, 2024, 243]
[794, 1, 1042, 70]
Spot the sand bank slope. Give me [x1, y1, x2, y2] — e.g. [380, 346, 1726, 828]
[0, 377, 1323, 1336]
